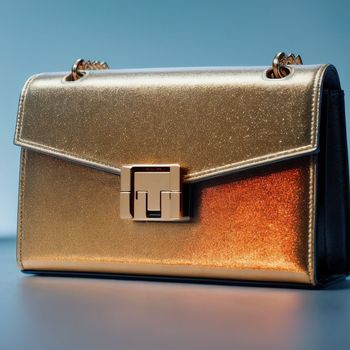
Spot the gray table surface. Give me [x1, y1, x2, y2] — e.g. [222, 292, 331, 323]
[1, 238, 349, 350]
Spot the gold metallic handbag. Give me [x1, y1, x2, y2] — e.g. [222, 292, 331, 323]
[14, 53, 350, 287]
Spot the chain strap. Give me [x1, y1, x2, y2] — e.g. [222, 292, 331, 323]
[67, 53, 302, 81]
[67, 59, 109, 81]
[271, 52, 303, 79]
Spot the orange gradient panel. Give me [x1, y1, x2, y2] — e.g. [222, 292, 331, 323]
[188, 159, 311, 273]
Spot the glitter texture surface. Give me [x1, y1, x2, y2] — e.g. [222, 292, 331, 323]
[19, 152, 312, 283]
[189, 159, 310, 272]
[15, 65, 328, 182]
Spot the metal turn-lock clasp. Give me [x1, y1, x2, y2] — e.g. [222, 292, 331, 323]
[120, 164, 189, 221]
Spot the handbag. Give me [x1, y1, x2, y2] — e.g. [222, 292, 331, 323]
[14, 52, 350, 287]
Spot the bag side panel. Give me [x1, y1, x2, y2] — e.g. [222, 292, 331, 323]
[316, 89, 350, 284]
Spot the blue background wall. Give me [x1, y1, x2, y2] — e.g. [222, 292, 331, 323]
[1, 0, 350, 237]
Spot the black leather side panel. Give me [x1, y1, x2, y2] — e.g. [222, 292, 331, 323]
[316, 89, 350, 284]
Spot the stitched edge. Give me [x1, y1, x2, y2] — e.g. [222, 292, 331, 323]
[14, 74, 42, 143]
[186, 146, 316, 181]
[14, 140, 317, 181]
[15, 74, 40, 271]
[306, 64, 329, 286]
[17, 149, 27, 271]
[307, 156, 316, 285]
[16, 139, 115, 172]
[15, 138, 318, 182]
[310, 64, 329, 148]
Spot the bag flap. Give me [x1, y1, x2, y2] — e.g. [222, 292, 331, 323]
[14, 65, 335, 182]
